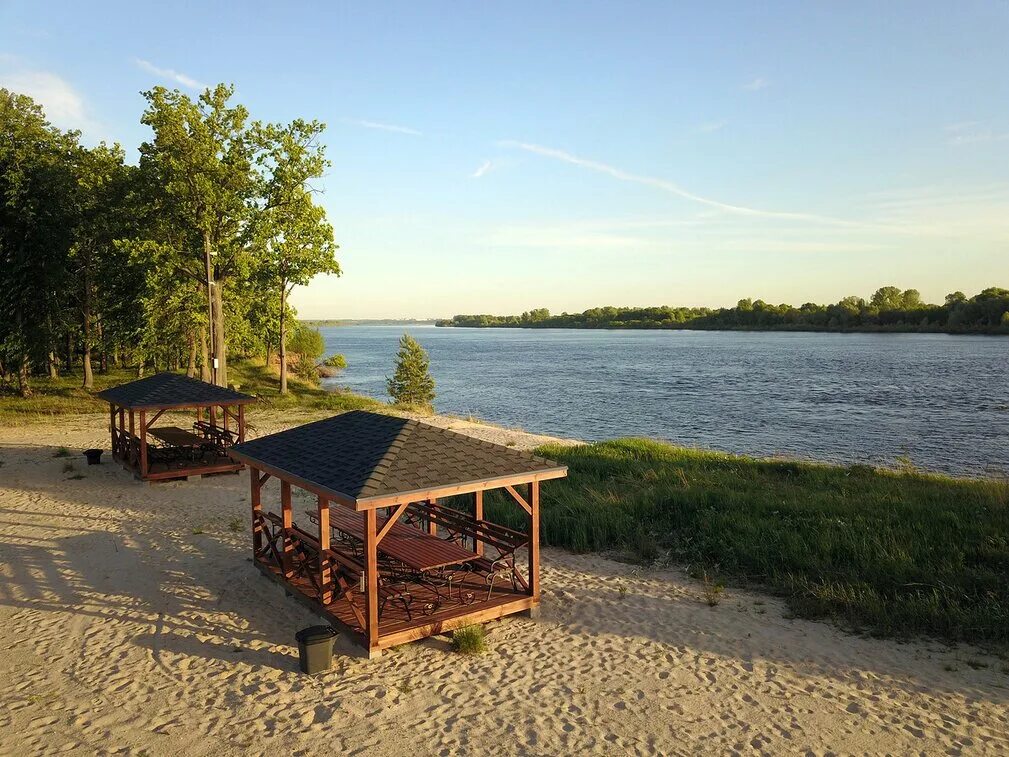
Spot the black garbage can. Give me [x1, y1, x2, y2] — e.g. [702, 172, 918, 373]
[83, 448, 103, 465]
[295, 625, 337, 674]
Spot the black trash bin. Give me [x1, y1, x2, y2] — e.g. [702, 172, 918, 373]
[83, 448, 103, 465]
[295, 625, 337, 674]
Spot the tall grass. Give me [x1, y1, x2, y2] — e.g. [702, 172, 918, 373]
[486, 439, 1009, 646]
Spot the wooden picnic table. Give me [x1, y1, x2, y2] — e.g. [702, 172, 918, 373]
[147, 426, 207, 448]
[319, 505, 479, 572]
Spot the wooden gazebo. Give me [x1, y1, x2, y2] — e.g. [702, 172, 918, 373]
[97, 373, 256, 482]
[228, 410, 568, 657]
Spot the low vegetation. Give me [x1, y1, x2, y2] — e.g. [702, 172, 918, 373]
[451, 624, 488, 654]
[484, 438, 1009, 646]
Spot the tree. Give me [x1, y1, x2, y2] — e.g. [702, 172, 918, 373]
[387, 334, 435, 410]
[139, 84, 256, 387]
[0, 89, 79, 395]
[251, 119, 339, 393]
[72, 143, 131, 388]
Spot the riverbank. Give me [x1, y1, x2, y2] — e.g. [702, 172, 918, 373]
[1, 414, 1007, 754]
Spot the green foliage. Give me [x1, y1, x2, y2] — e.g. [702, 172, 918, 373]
[287, 324, 326, 380]
[322, 353, 347, 370]
[488, 438, 1009, 645]
[387, 334, 435, 410]
[451, 624, 487, 654]
[438, 285, 1009, 334]
[0, 84, 340, 393]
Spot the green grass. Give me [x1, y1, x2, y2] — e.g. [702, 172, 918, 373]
[451, 624, 488, 654]
[0, 359, 383, 424]
[482, 438, 1009, 646]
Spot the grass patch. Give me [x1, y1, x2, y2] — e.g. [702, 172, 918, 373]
[228, 517, 243, 533]
[0, 359, 383, 425]
[450, 624, 487, 654]
[482, 438, 1009, 647]
[53, 446, 71, 458]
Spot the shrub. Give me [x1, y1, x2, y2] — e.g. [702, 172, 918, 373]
[451, 624, 487, 654]
[387, 333, 435, 411]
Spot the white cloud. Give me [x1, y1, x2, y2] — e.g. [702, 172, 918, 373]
[343, 118, 422, 136]
[471, 159, 494, 178]
[134, 58, 207, 91]
[499, 140, 871, 228]
[696, 119, 728, 133]
[0, 68, 101, 137]
[944, 121, 1009, 145]
[743, 77, 769, 91]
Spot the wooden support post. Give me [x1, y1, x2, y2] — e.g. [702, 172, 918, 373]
[196, 406, 203, 423]
[209, 405, 217, 430]
[528, 480, 540, 602]
[318, 496, 332, 604]
[280, 480, 293, 575]
[238, 404, 246, 443]
[474, 490, 484, 556]
[222, 405, 229, 433]
[138, 410, 148, 479]
[109, 403, 116, 456]
[427, 497, 438, 536]
[364, 509, 379, 651]
[118, 407, 125, 456]
[250, 465, 262, 558]
[127, 410, 135, 468]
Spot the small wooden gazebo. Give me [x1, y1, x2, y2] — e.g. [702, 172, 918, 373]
[97, 373, 257, 482]
[228, 410, 568, 657]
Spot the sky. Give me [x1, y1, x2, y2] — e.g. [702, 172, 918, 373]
[1, 1, 1007, 318]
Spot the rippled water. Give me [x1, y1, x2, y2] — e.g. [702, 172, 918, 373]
[321, 326, 1009, 477]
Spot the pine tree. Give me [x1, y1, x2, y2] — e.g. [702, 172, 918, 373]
[387, 334, 435, 411]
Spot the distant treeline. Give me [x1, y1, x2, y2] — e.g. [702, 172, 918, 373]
[436, 286, 1009, 334]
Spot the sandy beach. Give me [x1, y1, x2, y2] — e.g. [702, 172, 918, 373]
[1, 412, 1007, 756]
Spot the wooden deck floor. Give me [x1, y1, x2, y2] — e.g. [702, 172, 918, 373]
[254, 558, 534, 652]
[113, 451, 244, 481]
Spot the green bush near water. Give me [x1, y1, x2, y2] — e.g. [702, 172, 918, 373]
[485, 438, 1009, 646]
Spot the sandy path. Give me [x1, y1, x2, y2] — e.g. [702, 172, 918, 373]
[0, 414, 1007, 755]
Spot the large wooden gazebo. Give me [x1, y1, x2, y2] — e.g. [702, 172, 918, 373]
[228, 410, 568, 657]
[97, 373, 257, 482]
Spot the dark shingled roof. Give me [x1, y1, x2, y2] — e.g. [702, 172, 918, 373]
[229, 410, 566, 504]
[96, 372, 257, 409]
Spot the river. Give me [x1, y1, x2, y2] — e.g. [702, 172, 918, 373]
[320, 326, 1008, 477]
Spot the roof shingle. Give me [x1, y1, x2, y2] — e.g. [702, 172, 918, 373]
[96, 373, 256, 409]
[229, 410, 566, 504]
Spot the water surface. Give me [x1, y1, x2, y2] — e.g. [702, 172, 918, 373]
[321, 326, 1008, 476]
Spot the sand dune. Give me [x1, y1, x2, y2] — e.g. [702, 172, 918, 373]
[0, 414, 1007, 755]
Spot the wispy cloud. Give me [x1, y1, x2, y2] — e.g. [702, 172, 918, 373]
[134, 58, 207, 91]
[0, 67, 102, 138]
[696, 119, 728, 133]
[343, 118, 422, 136]
[499, 140, 871, 228]
[944, 121, 1009, 145]
[471, 159, 494, 179]
[743, 77, 769, 91]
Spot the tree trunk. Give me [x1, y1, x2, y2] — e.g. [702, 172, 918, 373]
[186, 334, 197, 378]
[279, 284, 288, 394]
[97, 315, 108, 374]
[48, 351, 59, 379]
[212, 278, 227, 387]
[18, 354, 32, 397]
[199, 328, 211, 382]
[16, 309, 32, 397]
[65, 331, 74, 375]
[82, 265, 94, 389]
